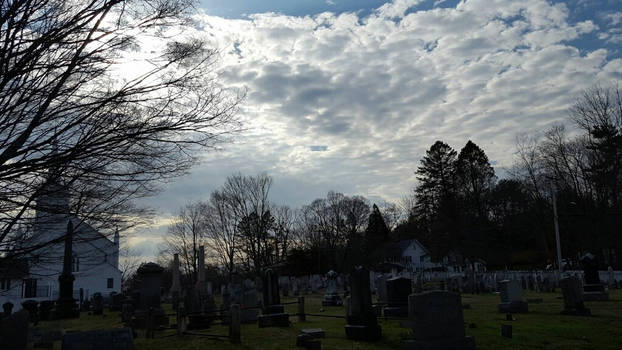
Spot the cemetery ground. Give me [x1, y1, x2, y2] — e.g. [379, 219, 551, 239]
[32, 290, 621, 350]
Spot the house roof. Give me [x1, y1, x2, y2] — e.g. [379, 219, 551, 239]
[387, 238, 431, 256]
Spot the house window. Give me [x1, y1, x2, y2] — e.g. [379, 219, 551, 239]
[107, 278, 114, 289]
[0, 278, 10, 290]
[24, 278, 37, 298]
[72, 254, 79, 272]
[420, 256, 425, 263]
[104, 253, 107, 263]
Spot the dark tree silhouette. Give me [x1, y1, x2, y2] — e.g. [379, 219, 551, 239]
[364, 203, 390, 264]
[414, 140, 458, 260]
[0, 0, 242, 256]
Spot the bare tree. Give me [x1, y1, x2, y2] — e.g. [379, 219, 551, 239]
[162, 201, 206, 281]
[203, 190, 238, 279]
[0, 0, 242, 256]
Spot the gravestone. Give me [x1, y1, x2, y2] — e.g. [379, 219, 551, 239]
[292, 278, 300, 296]
[281, 278, 290, 297]
[133, 262, 168, 329]
[21, 300, 39, 323]
[39, 300, 55, 321]
[92, 293, 104, 315]
[560, 276, 591, 316]
[138, 262, 163, 310]
[322, 270, 343, 306]
[186, 246, 215, 329]
[170, 254, 181, 310]
[241, 279, 260, 323]
[258, 268, 289, 327]
[0, 309, 29, 350]
[121, 301, 133, 325]
[404, 291, 475, 350]
[497, 280, 528, 313]
[109, 292, 124, 312]
[2, 301, 14, 317]
[376, 274, 388, 304]
[345, 266, 381, 341]
[221, 286, 231, 311]
[383, 276, 411, 317]
[580, 253, 609, 301]
[61, 328, 133, 350]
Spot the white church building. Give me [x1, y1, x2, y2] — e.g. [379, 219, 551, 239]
[0, 182, 122, 310]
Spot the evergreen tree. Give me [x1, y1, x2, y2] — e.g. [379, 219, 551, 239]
[365, 204, 390, 256]
[454, 140, 496, 268]
[456, 140, 496, 219]
[414, 140, 458, 260]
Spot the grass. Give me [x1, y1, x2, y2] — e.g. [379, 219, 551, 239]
[31, 290, 622, 349]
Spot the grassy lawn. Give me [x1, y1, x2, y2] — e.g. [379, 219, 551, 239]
[31, 290, 622, 349]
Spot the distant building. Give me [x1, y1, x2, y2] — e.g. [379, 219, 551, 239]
[376, 239, 487, 273]
[378, 239, 439, 272]
[0, 181, 121, 310]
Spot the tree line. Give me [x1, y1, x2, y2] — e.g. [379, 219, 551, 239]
[396, 84, 622, 270]
[164, 84, 622, 280]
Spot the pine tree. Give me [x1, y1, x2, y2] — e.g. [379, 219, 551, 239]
[456, 140, 496, 219]
[364, 204, 390, 265]
[414, 140, 458, 260]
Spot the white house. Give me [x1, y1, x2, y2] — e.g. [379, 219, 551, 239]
[0, 182, 122, 310]
[379, 239, 487, 273]
[380, 239, 441, 272]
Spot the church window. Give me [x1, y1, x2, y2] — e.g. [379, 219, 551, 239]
[107, 278, 114, 289]
[72, 254, 79, 272]
[24, 278, 37, 297]
[0, 278, 10, 290]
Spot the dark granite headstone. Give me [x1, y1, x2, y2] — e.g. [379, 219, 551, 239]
[92, 293, 104, 315]
[258, 268, 289, 327]
[21, 300, 39, 323]
[497, 280, 528, 313]
[3, 301, 14, 317]
[109, 292, 124, 312]
[580, 253, 609, 301]
[404, 291, 474, 350]
[121, 302, 134, 324]
[560, 276, 591, 315]
[39, 300, 55, 321]
[61, 328, 133, 350]
[133, 263, 168, 329]
[383, 276, 411, 317]
[137, 262, 164, 310]
[345, 266, 381, 341]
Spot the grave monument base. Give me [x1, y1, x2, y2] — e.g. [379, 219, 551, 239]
[258, 313, 290, 327]
[344, 324, 382, 341]
[582, 284, 609, 301]
[402, 336, 475, 350]
[497, 301, 528, 313]
[560, 307, 591, 316]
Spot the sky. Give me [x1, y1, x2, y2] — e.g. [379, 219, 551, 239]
[128, 0, 622, 258]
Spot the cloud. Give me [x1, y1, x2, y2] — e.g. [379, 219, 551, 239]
[130, 1, 621, 255]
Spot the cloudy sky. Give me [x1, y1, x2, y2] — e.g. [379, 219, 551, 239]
[129, 0, 622, 257]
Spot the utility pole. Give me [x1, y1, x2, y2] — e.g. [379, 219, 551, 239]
[551, 186, 563, 274]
